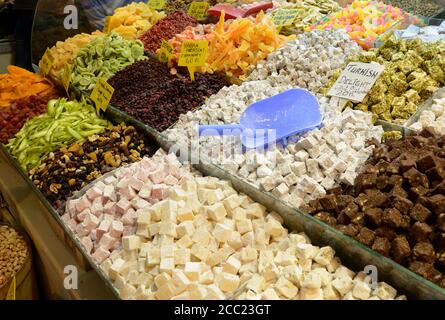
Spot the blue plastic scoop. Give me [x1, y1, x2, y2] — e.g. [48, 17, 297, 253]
[198, 88, 322, 149]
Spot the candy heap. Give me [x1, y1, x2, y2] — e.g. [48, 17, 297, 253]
[62, 150, 190, 264]
[109, 59, 229, 132]
[269, 0, 342, 35]
[94, 167, 404, 300]
[169, 13, 291, 78]
[307, 132, 445, 289]
[326, 36, 445, 123]
[314, 0, 413, 49]
[247, 29, 361, 91]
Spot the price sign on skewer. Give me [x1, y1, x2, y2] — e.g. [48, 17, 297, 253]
[158, 40, 174, 66]
[40, 48, 53, 76]
[91, 78, 114, 114]
[188, 2, 209, 21]
[178, 40, 208, 81]
[272, 9, 299, 27]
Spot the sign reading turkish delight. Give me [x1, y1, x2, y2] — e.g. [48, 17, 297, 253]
[328, 62, 385, 102]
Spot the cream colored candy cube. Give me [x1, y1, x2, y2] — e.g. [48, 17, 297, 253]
[218, 272, 240, 292]
[299, 287, 323, 300]
[236, 219, 253, 234]
[213, 223, 232, 242]
[176, 221, 194, 238]
[275, 276, 299, 299]
[177, 207, 194, 222]
[122, 235, 142, 251]
[352, 281, 371, 300]
[223, 256, 242, 274]
[207, 203, 227, 221]
[184, 262, 202, 281]
[261, 287, 280, 300]
[323, 284, 340, 300]
[331, 276, 353, 297]
[154, 272, 171, 288]
[159, 222, 177, 238]
[174, 247, 191, 265]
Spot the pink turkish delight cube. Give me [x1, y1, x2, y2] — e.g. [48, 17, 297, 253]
[81, 236, 93, 254]
[92, 247, 110, 264]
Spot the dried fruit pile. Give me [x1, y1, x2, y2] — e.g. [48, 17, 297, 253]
[70, 33, 146, 92]
[0, 66, 56, 108]
[306, 132, 445, 288]
[0, 92, 62, 144]
[29, 124, 156, 210]
[169, 13, 291, 78]
[104, 2, 165, 39]
[38, 31, 103, 85]
[109, 59, 229, 131]
[139, 11, 198, 54]
[6, 98, 110, 171]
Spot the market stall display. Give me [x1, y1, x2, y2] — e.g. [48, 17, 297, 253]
[108, 59, 229, 131]
[313, 0, 414, 49]
[70, 33, 146, 92]
[306, 132, 445, 289]
[6, 98, 110, 171]
[3, 0, 445, 301]
[104, 2, 166, 39]
[326, 36, 445, 123]
[28, 124, 157, 210]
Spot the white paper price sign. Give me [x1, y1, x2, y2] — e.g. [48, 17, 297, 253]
[328, 62, 385, 102]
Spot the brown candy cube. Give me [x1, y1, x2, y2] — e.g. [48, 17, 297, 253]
[403, 168, 429, 189]
[410, 222, 433, 242]
[409, 261, 435, 280]
[428, 194, 445, 215]
[409, 203, 432, 222]
[412, 241, 435, 263]
[355, 227, 376, 247]
[372, 237, 391, 256]
[319, 195, 338, 211]
[336, 224, 359, 237]
[382, 208, 403, 229]
[391, 236, 411, 263]
[417, 153, 437, 173]
[436, 214, 445, 233]
[364, 207, 383, 227]
[375, 226, 397, 241]
[315, 212, 337, 226]
[393, 196, 413, 214]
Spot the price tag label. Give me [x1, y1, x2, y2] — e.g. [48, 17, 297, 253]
[40, 49, 53, 75]
[91, 78, 114, 114]
[61, 65, 71, 94]
[328, 62, 385, 102]
[188, 2, 209, 21]
[272, 9, 298, 27]
[158, 40, 174, 65]
[104, 16, 111, 32]
[148, 0, 165, 10]
[6, 276, 16, 300]
[178, 40, 208, 81]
